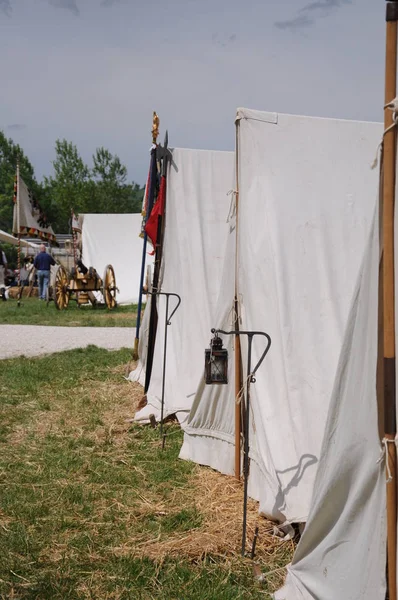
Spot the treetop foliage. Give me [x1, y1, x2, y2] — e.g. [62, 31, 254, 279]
[0, 132, 144, 234]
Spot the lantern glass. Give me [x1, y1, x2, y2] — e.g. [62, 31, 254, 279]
[204, 347, 228, 384]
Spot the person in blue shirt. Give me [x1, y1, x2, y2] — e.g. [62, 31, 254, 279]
[34, 244, 56, 300]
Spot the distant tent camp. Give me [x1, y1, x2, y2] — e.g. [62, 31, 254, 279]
[81, 213, 153, 305]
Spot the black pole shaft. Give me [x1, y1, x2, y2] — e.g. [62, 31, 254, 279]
[135, 234, 148, 342]
[160, 294, 169, 439]
[241, 334, 253, 556]
[135, 148, 157, 359]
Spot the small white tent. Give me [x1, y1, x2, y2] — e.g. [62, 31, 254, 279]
[81, 213, 151, 305]
[130, 148, 235, 420]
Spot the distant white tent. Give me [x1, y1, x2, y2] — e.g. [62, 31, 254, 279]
[0, 229, 37, 248]
[81, 213, 152, 305]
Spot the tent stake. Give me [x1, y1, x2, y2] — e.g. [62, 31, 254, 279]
[384, 3, 398, 599]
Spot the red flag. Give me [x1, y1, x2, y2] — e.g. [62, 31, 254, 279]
[145, 176, 166, 251]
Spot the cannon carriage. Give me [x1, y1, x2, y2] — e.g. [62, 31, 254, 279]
[47, 261, 117, 310]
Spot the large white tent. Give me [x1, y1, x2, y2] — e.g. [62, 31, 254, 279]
[181, 109, 382, 524]
[81, 213, 152, 305]
[132, 110, 383, 530]
[274, 204, 385, 597]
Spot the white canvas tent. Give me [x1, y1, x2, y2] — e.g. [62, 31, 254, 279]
[130, 148, 235, 419]
[274, 205, 386, 598]
[81, 213, 152, 305]
[180, 110, 382, 524]
[0, 229, 38, 248]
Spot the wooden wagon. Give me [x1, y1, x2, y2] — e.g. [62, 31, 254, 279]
[47, 262, 117, 310]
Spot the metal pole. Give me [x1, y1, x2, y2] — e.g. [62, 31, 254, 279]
[134, 232, 149, 358]
[148, 292, 181, 445]
[211, 328, 271, 556]
[160, 294, 169, 440]
[134, 113, 160, 360]
[384, 3, 398, 597]
[241, 333, 253, 557]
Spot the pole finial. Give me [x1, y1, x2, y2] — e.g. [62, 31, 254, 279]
[152, 111, 160, 145]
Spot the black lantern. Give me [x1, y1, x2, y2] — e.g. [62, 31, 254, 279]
[204, 330, 228, 384]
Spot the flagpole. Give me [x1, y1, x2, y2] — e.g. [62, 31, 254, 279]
[144, 130, 168, 394]
[234, 118, 242, 481]
[16, 157, 21, 308]
[71, 209, 77, 270]
[133, 112, 160, 360]
[383, 2, 398, 598]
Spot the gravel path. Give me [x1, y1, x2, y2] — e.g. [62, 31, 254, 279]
[0, 325, 133, 360]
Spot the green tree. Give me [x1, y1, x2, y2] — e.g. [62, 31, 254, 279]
[43, 139, 92, 232]
[92, 147, 144, 213]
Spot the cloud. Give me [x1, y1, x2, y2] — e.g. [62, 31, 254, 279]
[101, 0, 119, 6]
[48, 0, 79, 16]
[0, 0, 11, 17]
[212, 32, 238, 48]
[7, 124, 27, 131]
[275, 14, 314, 31]
[275, 0, 351, 31]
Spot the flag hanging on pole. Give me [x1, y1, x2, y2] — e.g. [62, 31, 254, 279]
[144, 176, 165, 252]
[12, 172, 56, 244]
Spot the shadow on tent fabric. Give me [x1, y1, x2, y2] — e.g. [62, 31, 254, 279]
[273, 454, 318, 517]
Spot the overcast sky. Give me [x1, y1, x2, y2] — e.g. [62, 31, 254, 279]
[0, 0, 385, 185]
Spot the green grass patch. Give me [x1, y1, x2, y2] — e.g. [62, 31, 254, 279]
[0, 346, 291, 599]
[0, 297, 140, 327]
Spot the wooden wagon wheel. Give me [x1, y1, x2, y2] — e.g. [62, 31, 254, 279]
[103, 264, 117, 310]
[53, 265, 70, 310]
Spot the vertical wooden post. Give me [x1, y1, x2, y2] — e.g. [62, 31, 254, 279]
[384, 3, 398, 598]
[16, 158, 21, 307]
[234, 119, 242, 480]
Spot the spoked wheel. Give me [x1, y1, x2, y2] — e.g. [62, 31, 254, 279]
[103, 264, 117, 310]
[53, 265, 70, 310]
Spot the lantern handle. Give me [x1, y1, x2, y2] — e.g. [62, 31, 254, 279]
[211, 328, 272, 381]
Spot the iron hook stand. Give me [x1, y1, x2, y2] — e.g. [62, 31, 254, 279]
[211, 328, 271, 556]
[148, 292, 181, 446]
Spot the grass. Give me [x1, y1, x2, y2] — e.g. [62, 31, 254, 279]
[0, 346, 293, 599]
[0, 297, 139, 327]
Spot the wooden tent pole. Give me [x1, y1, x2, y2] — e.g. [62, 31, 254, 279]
[16, 158, 21, 308]
[384, 3, 398, 598]
[234, 118, 242, 480]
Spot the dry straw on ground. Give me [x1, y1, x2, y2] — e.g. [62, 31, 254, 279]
[124, 363, 294, 589]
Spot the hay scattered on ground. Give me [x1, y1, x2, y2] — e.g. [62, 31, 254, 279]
[137, 468, 289, 561]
